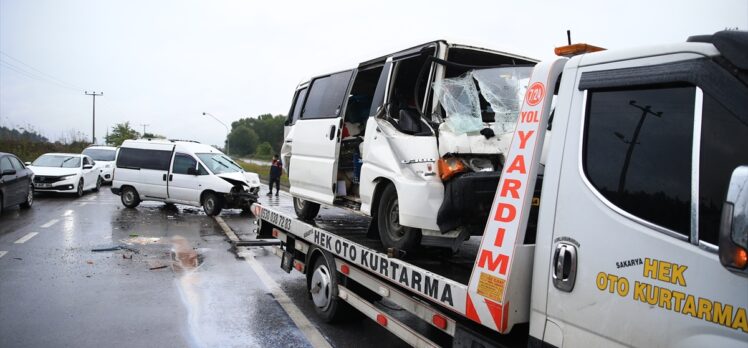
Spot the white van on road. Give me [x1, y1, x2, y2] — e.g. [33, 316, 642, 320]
[111, 139, 261, 215]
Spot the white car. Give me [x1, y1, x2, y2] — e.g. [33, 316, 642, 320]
[111, 139, 261, 215]
[28, 153, 102, 197]
[82, 145, 117, 184]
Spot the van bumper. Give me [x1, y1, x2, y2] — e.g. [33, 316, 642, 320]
[110, 187, 121, 195]
[224, 188, 259, 209]
[437, 171, 501, 235]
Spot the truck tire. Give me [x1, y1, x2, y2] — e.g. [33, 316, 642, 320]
[308, 254, 350, 322]
[202, 192, 223, 216]
[377, 184, 421, 252]
[294, 197, 320, 220]
[121, 186, 141, 208]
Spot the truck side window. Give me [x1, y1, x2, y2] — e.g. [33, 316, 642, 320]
[172, 153, 197, 175]
[698, 94, 748, 245]
[288, 88, 307, 125]
[302, 71, 353, 119]
[583, 85, 696, 237]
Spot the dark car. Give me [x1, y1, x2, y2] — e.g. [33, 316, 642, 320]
[0, 152, 34, 215]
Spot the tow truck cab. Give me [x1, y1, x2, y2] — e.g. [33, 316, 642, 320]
[527, 31, 748, 347]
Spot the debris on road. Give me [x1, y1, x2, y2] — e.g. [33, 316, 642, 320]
[149, 265, 168, 270]
[86, 260, 94, 265]
[91, 245, 139, 253]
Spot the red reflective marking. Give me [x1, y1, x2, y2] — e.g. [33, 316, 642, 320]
[376, 314, 388, 326]
[485, 299, 504, 332]
[340, 264, 350, 275]
[466, 294, 481, 324]
[432, 314, 447, 330]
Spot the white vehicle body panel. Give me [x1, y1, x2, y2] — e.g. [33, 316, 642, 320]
[113, 139, 260, 209]
[289, 117, 341, 205]
[28, 153, 98, 193]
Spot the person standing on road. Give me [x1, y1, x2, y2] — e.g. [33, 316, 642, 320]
[267, 154, 282, 197]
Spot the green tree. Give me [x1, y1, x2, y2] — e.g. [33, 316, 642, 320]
[230, 114, 286, 155]
[142, 132, 166, 139]
[255, 142, 273, 159]
[228, 125, 258, 156]
[106, 122, 140, 146]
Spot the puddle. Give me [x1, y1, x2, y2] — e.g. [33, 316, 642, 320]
[120, 236, 162, 245]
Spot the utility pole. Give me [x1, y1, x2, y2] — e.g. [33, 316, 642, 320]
[84, 91, 103, 144]
[617, 100, 662, 194]
[202, 112, 231, 156]
[139, 123, 150, 136]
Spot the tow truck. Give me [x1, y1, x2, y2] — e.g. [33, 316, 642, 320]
[250, 31, 748, 347]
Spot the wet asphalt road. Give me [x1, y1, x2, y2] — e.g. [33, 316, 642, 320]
[0, 188, 410, 348]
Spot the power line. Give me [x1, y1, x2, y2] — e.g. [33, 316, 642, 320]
[0, 51, 84, 91]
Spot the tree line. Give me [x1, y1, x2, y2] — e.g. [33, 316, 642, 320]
[227, 114, 285, 159]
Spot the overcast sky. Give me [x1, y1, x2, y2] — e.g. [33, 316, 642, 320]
[1, 0, 746, 146]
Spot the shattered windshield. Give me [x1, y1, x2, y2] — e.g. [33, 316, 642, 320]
[433, 67, 532, 134]
[196, 153, 244, 174]
[32, 154, 81, 168]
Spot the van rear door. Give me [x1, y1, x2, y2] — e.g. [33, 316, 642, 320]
[289, 70, 354, 204]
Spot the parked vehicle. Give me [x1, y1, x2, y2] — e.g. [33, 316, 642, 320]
[0, 152, 34, 214]
[111, 139, 261, 215]
[282, 41, 537, 252]
[257, 31, 748, 347]
[82, 145, 117, 184]
[28, 153, 101, 197]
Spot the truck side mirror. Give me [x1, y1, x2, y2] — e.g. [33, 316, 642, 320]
[719, 166, 748, 276]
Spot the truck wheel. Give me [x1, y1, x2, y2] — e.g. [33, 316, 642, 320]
[294, 197, 320, 220]
[121, 186, 141, 208]
[20, 183, 34, 209]
[377, 184, 421, 252]
[202, 192, 223, 216]
[308, 254, 349, 322]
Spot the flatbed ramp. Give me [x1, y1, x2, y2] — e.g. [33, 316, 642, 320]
[251, 196, 530, 347]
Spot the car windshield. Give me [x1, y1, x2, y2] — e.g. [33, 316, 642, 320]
[83, 148, 116, 161]
[196, 153, 243, 174]
[32, 155, 81, 168]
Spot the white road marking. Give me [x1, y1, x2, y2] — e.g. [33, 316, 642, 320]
[63, 210, 73, 216]
[14, 232, 39, 244]
[243, 251, 332, 348]
[213, 216, 331, 348]
[40, 219, 59, 228]
[0, 251, 7, 259]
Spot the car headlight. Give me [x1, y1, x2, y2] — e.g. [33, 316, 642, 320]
[61, 174, 77, 179]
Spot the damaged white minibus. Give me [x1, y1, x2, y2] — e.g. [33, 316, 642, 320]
[282, 41, 537, 252]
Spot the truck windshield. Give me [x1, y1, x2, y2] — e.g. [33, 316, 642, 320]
[196, 153, 244, 174]
[82, 148, 116, 161]
[32, 155, 81, 168]
[434, 66, 533, 134]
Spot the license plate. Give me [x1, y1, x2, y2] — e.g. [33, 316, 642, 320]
[35, 183, 51, 188]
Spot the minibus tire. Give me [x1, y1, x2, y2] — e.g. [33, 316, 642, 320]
[202, 192, 223, 216]
[377, 184, 421, 252]
[294, 197, 320, 220]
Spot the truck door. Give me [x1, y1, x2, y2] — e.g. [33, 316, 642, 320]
[281, 85, 308, 174]
[289, 70, 354, 204]
[543, 56, 748, 347]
